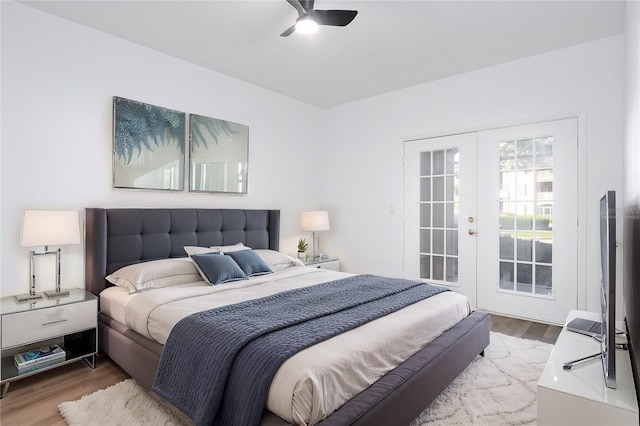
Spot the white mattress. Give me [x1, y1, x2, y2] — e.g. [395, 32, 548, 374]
[100, 267, 471, 425]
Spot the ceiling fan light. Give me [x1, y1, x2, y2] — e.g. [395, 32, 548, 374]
[296, 16, 318, 34]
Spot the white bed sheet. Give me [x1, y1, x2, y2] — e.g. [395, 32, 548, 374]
[100, 267, 471, 425]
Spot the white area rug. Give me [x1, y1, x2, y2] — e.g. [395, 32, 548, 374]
[59, 332, 552, 426]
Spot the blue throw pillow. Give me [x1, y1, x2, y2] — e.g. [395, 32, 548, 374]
[190, 253, 248, 285]
[225, 249, 273, 277]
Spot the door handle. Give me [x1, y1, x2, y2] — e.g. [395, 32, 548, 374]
[468, 229, 477, 236]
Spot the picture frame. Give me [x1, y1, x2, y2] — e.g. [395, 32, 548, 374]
[112, 96, 186, 191]
[189, 114, 249, 194]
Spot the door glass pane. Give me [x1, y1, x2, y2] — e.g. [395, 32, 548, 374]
[446, 203, 457, 228]
[499, 232, 514, 260]
[417, 148, 460, 285]
[433, 203, 444, 228]
[433, 176, 445, 201]
[516, 233, 533, 261]
[535, 137, 553, 168]
[419, 255, 431, 279]
[497, 137, 554, 296]
[420, 229, 431, 253]
[420, 152, 431, 176]
[420, 204, 431, 227]
[446, 230, 458, 255]
[433, 256, 444, 280]
[446, 257, 458, 281]
[446, 148, 459, 175]
[499, 261, 514, 290]
[420, 177, 431, 201]
[433, 150, 445, 175]
[535, 265, 552, 295]
[432, 229, 444, 254]
[516, 263, 533, 292]
[446, 176, 455, 201]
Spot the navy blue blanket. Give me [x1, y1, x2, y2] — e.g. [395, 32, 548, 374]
[152, 274, 449, 426]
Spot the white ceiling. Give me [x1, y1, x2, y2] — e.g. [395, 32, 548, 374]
[22, 0, 625, 108]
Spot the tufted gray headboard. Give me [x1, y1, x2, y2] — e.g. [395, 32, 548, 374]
[84, 208, 280, 297]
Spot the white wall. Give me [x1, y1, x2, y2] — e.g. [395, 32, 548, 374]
[321, 36, 625, 317]
[0, 2, 323, 297]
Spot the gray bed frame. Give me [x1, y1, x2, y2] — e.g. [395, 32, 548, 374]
[85, 207, 490, 426]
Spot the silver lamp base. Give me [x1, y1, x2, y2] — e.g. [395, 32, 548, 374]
[15, 292, 43, 303]
[45, 289, 70, 298]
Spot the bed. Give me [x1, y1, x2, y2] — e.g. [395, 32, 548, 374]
[85, 207, 490, 426]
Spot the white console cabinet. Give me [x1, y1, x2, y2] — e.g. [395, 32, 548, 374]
[537, 310, 639, 425]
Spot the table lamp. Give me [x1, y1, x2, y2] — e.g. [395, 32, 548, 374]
[16, 210, 81, 302]
[301, 210, 330, 259]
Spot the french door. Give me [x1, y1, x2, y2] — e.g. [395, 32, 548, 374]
[403, 133, 478, 306]
[404, 119, 578, 324]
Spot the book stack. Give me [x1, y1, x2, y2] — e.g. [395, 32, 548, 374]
[13, 345, 66, 374]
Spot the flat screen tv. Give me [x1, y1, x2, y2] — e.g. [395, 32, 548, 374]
[600, 190, 616, 389]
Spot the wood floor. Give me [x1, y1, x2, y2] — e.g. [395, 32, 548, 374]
[0, 314, 562, 426]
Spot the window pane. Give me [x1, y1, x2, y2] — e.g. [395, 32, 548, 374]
[420, 177, 431, 201]
[433, 150, 445, 175]
[433, 176, 445, 201]
[420, 152, 431, 176]
[446, 203, 458, 228]
[446, 230, 458, 255]
[499, 141, 515, 160]
[432, 230, 444, 254]
[446, 257, 458, 282]
[536, 265, 552, 295]
[516, 139, 534, 169]
[446, 176, 455, 201]
[500, 171, 515, 197]
[515, 203, 534, 230]
[433, 256, 444, 280]
[516, 233, 533, 261]
[453, 176, 459, 201]
[516, 170, 535, 200]
[446, 148, 459, 175]
[420, 204, 431, 227]
[535, 240, 552, 263]
[499, 232, 514, 260]
[420, 229, 431, 253]
[535, 206, 552, 230]
[535, 137, 553, 169]
[420, 255, 431, 279]
[516, 263, 533, 293]
[499, 261, 514, 290]
[536, 169, 553, 201]
[433, 203, 444, 228]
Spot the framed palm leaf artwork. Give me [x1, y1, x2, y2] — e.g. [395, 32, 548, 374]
[189, 114, 249, 194]
[113, 96, 186, 190]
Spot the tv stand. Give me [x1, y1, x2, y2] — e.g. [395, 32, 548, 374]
[537, 310, 638, 425]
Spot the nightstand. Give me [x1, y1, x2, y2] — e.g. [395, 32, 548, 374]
[303, 256, 340, 271]
[0, 289, 97, 398]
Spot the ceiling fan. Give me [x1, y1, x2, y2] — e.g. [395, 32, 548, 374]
[280, 0, 358, 37]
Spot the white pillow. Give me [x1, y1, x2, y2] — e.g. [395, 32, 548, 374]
[184, 246, 220, 256]
[210, 243, 249, 253]
[254, 249, 304, 272]
[106, 258, 202, 293]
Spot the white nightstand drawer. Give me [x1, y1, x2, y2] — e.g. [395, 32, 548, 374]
[1, 300, 97, 348]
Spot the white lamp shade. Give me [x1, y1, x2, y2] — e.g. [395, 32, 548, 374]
[20, 210, 81, 247]
[301, 211, 330, 232]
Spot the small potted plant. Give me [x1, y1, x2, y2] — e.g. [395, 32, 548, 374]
[297, 238, 309, 260]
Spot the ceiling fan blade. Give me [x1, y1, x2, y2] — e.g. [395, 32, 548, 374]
[300, 0, 315, 12]
[286, 0, 305, 16]
[280, 24, 297, 37]
[311, 10, 358, 27]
